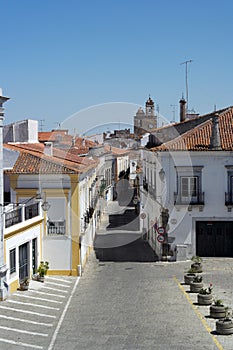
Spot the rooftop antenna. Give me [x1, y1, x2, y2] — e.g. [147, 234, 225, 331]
[180, 59, 193, 114]
[39, 119, 45, 132]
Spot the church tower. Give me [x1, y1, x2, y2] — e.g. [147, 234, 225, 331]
[134, 96, 157, 137]
[145, 95, 155, 117]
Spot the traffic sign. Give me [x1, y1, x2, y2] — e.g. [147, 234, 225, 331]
[140, 212, 146, 219]
[157, 234, 165, 243]
[157, 226, 165, 235]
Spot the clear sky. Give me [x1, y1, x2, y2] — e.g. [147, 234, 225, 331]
[1, 0, 233, 134]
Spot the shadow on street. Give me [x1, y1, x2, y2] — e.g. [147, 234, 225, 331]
[94, 235, 158, 262]
[95, 191, 158, 262]
[107, 209, 139, 231]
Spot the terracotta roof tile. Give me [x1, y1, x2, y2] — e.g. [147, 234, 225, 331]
[151, 107, 233, 152]
[4, 143, 98, 175]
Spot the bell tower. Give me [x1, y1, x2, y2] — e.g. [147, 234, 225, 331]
[145, 95, 155, 117]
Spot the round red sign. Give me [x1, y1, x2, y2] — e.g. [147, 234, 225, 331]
[157, 234, 165, 243]
[157, 226, 165, 235]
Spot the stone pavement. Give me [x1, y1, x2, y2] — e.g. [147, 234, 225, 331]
[52, 254, 233, 350]
[50, 199, 233, 350]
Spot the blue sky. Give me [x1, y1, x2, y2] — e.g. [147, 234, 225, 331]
[1, 0, 233, 134]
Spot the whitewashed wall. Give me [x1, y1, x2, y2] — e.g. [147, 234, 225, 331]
[141, 149, 233, 259]
[5, 224, 41, 287]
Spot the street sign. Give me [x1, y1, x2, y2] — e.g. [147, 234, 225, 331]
[140, 212, 146, 219]
[157, 226, 165, 235]
[157, 234, 165, 244]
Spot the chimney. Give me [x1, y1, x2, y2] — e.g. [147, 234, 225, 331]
[179, 96, 186, 122]
[44, 141, 53, 156]
[210, 114, 221, 150]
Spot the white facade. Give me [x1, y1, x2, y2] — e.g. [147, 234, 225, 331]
[141, 148, 233, 260]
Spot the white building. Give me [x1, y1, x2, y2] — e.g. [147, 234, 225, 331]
[141, 107, 233, 260]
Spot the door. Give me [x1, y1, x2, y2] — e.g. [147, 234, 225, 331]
[32, 238, 38, 274]
[196, 221, 233, 257]
[19, 242, 29, 280]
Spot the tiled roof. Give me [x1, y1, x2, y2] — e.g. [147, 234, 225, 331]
[104, 145, 129, 155]
[4, 143, 98, 175]
[5, 151, 78, 174]
[151, 107, 233, 152]
[38, 131, 96, 148]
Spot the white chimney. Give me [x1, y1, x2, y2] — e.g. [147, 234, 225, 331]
[44, 142, 53, 156]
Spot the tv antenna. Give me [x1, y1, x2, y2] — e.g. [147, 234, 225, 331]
[180, 59, 193, 114]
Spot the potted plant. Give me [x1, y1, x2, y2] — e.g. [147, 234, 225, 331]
[190, 275, 203, 293]
[184, 270, 196, 285]
[216, 308, 233, 335]
[210, 299, 228, 319]
[197, 284, 213, 305]
[36, 261, 49, 282]
[190, 256, 203, 273]
[19, 277, 30, 291]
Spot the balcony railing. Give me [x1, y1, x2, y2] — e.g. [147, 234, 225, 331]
[25, 203, 39, 220]
[5, 208, 22, 228]
[47, 220, 66, 235]
[5, 202, 40, 229]
[225, 192, 233, 206]
[174, 192, 205, 205]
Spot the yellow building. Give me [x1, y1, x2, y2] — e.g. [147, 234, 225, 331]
[4, 140, 98, 289]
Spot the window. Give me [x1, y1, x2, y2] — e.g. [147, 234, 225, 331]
[10, 248, 16, 274]
[174, 166, 204, 205]
[225, 167, 233, 205]
[181, 176, 198, 198]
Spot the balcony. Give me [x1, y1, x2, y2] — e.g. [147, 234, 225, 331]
[225, 192, 233, 206]
[174, 192, 205, 206]
[47, 220, 66, 235]
[5, 203, 40, 229]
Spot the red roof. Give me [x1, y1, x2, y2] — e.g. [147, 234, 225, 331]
[4, 143, 98, 175]
[151, 107, 233, 152]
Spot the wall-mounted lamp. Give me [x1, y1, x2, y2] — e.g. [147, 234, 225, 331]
[159, 168, 165, 181]
[41, 200, 50, 212]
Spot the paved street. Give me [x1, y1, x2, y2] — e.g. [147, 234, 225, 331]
[2, 200, 233, 349]
[50, 254, 233, 350]
[51, 200, 233, 350]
